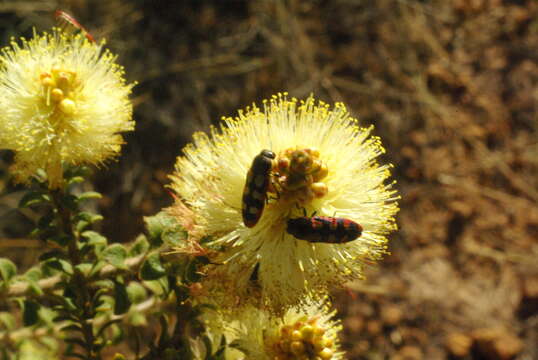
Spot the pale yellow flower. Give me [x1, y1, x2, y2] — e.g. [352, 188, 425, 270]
[170, 93, 399, 310]
[203, 297, 344, 360]
[0, 28, 134, 188]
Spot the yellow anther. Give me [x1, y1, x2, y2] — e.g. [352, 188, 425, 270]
[306, 147, 320, 158]
[313, 163, 328, 181]
[301, 325, 315, 340]
[314, 340, 325, 352]
[40, 72, 51, 80]
[280, 325, 292, 336]
[318, 347, 334, 359]
[311, 182, 328, 198]
[51, 88, 64, 101]
[290, 150, 313, 173]
[314, 325, 326, 337]
[59, 98, 76, 115]
[41, 77, 55, 88]
[291, 330, 302, 341]
[57, 73, 70, 88]
[321, 337, 333, 348]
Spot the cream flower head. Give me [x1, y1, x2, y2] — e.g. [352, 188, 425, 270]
[203, 297, 344, 360]
[0, 28, 134, 188]
[170, 93, 399, 310]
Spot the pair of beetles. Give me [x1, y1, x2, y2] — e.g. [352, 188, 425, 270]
[242, 150, 363, 244]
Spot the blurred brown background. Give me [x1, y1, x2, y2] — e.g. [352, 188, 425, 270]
[0, 0, 537, 359]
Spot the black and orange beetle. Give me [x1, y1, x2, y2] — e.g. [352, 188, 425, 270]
[286, 216, 363, 244]
[242, 149, 275, 227]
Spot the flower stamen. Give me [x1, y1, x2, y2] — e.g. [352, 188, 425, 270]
[272, 317, 338, 360]
[270, 147, 330, 206]
[40, 67, 78, 114]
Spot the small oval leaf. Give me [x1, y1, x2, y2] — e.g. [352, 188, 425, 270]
[140, 253, 166, 280]
[0, 258, 17, 282]
[103, 244, 127, 269]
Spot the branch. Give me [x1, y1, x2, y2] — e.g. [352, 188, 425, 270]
[0, 296, 160, 344]
[6, 253, 146, 297]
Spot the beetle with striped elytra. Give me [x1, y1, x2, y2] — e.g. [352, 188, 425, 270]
[241, 149, 276, 228]
[286, 212, 363, 244]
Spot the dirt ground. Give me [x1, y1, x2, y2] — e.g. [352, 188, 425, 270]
[0, 1, 537, 359]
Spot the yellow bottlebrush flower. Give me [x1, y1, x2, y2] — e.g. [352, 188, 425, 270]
[169, 93, 399, 310]
[0, 28, 134, 188]
[203, 297, 344, 360]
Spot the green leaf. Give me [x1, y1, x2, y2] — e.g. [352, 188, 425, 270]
[23, 300, 40, 326]
[19, 191, 50, 208]
[24, 267, 43, 281]
[28, 280, 44, 297]
[77, 191, 102, 202]
[0, 312, 16, 330]
[0, 258, 17, 283]
[67, 176, 85, 186]
[75, 220, 90, 233]
[97, 319, 123, 339]
[94, 295, 114, 312]
[38, 307, 56, 327]
[89, 260, 107, 278]
[93, 279, 114, 291]
[74, 212, 103, 224]
[74, 212, 103, 232]
[113, 281, 131, 315]
[74, 263, 93, 277]
[81, 231, 108, 256]
[140, 252, 166, 280]
[128, 312, 147, 327]
[62, 287, 79, 311]
[44, 259, 73, 275]
[128, 235, 149, 257]
[142, 279, 165, 296]
[144, 212, 182, 247]
[126, 282, 147, 304]
[103, 244, 127, 269]
[162, 228, 187, 247]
